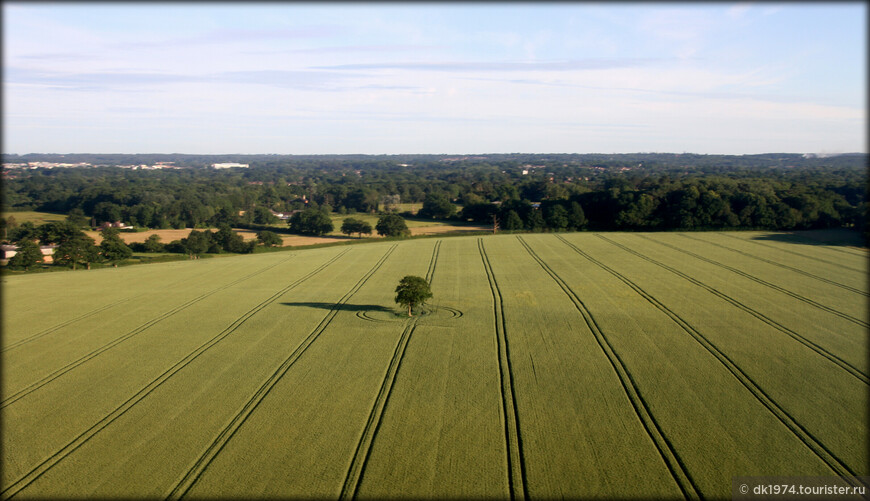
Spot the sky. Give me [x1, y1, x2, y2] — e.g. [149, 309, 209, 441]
[2, 2, 866, 155]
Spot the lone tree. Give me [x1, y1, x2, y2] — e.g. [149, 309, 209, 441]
[394, 275, 433, 317]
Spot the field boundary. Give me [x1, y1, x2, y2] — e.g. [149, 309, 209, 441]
[340, 240, 441, 499]
[595, 234, 869, 385]
[554, 235, 865, 484]
[165, 245, 398, 500]
[1, 253, 300, 409]
[479, 238, 528, 501]
[516, 236, 700, 500]
[717, 233, 864, 273]
[636, 234, 868, 328]
[677, 234, 868, 297]
[1, 248, 352, 500]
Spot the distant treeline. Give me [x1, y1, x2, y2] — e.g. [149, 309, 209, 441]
[2, 153, 866, 237]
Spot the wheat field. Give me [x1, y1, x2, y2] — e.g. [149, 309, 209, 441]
[2, 231, 867, 499]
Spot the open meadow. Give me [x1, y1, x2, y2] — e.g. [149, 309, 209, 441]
[1, 231, 867, 499]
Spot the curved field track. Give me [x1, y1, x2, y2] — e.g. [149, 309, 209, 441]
[2, 231, 867, 499]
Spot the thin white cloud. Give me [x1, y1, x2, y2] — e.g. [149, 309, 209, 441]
[313, 58, 671, 72]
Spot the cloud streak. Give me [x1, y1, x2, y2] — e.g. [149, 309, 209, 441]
[111, 26, 340, 50]
[312, 57, 673, 72]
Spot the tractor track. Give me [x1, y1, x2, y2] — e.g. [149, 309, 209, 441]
[595, 234, 869, 385]
[2, 295, 143, 353]
[676, 233, 867, 297]
[2, 258, 225, 353]
[479, 238, 528, 501]
[340, 240, 442, 499]
[516, 236, 700, 500]
[1, 252, 300, 409]
[717, 233, 864, 273]
[634, 234, 868, 329]
[1, 248, 350, 500]
[165, 245, 397, 500]
[553, 235, 865, 486]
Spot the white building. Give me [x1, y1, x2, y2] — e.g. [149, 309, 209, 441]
[212, 163, 249, 169]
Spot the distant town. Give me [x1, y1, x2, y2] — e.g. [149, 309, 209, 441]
[2, 161, 249, 170]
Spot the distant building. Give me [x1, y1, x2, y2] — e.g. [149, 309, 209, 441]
[1, 244, 57, 264]
[99, 221, 134, 230]
[212, 163, 249, 169]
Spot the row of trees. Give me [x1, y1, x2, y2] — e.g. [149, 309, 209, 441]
[287, 208, 410, 238]
[2, 218, 285, 271]
[458, 176, 865, 233]
[5, 221, 133, 270]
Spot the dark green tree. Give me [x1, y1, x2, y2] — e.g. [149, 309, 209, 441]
[54, 234, 100, 270]
[394, 275, 433, 316]
[37, 221, 83, 245]
[289, 208, 334, 236]
[567, 202, 587, 230]
[503, 210, 524, 231]
[257, 230, 283, 247]
[181, 229, 211, 259]
[375, 214, 410, 237]
[545, 205, 569, 231]
[66, 208, 90, 228]
[340, 217, 373, 238]
[99, 228, 133, 266]
[527, 209, 545, 232]
[9, 221, 37, 243]
[251, 206, 279, 225]
[7, 239, 43, 271]
[418, 193, 456, 219]
[1, 215, 17, 240]
[143, 234, 164, 253]
[214, 224, 248, 253]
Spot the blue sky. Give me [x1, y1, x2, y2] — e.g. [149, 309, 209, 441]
[2, 2, 865, 155]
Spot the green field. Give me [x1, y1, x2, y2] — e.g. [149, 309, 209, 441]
[1, 211, 67, 226]
[1, 231, 867, 498]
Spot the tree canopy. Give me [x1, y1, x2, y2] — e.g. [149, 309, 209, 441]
[394, 275, 433, 316]
[99, 228, 133, 266]
[8, 239, 43, 271]
[289, 208, 334, 236]
[376, 214, 410, 237]
[340, 217, 373, 238]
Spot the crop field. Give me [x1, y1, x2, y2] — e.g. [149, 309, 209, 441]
[1, 231, 867, 499]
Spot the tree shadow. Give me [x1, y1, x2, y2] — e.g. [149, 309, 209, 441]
[280, 302, 395, 313]
[749, 229, 866, 248]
